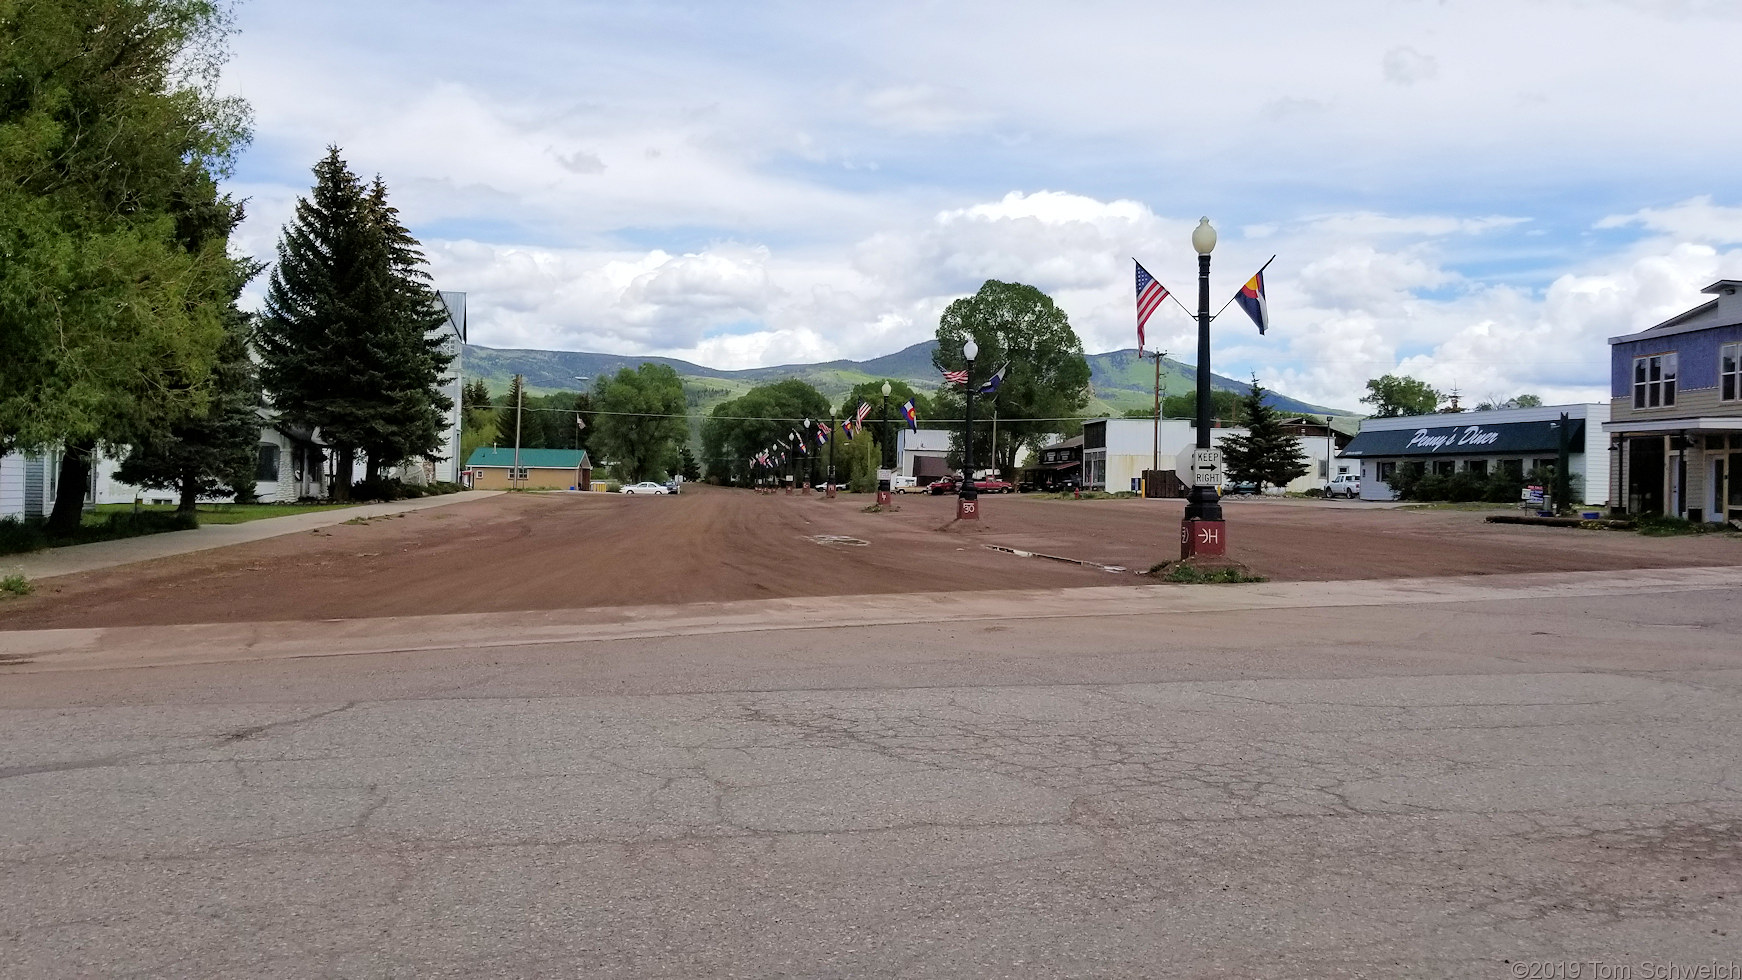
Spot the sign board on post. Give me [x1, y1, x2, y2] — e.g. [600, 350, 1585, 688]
[1182, 448, 1224, 489]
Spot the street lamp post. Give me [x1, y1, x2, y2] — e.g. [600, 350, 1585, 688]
[957, 339, 980, 521]
[877, 381, 893, 506]
[826, 414, 838, 498]
[1181, 217, 1226, 558]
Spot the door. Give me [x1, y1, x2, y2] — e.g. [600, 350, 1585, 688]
[1627, 437, 1664, 515]
[1715, 457, 1727, 523]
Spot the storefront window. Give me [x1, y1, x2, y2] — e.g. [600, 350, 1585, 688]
[1633, 352, 1677, 408]
[1377, 461, 1397, 482]
[1466, 460, 1488, 477]
[1432, 460, 1456, 476]
[1501, 459, 1523, 478]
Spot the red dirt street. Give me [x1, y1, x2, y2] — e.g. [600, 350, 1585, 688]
[2, 485, 1737, 630]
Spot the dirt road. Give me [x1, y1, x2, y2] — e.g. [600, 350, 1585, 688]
[2, 485, 1736, 630]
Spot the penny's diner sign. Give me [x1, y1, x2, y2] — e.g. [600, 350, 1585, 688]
[1405, 424, 1502, 452]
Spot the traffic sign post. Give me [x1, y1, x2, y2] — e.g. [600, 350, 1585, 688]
[1180, 448, 1227, 559]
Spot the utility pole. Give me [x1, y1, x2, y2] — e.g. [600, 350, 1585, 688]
[511, 374, 524, 490]
[1139, 348, 1167, 493]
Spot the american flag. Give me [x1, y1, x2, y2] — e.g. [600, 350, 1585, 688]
[942, 368, 969, 386]
[1135, 260, 1169, 351]
[854, 401, 872, 428]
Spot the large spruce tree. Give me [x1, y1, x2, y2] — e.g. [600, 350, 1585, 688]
[1219, 379, 1310, 493]
[258, 151, 452, 497]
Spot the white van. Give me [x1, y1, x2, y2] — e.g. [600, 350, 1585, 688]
[891, 475, 921, 493]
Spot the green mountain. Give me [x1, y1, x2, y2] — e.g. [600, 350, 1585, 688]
[459, 341, 1353, 421]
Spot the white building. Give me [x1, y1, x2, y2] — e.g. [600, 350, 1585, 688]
[894, 428, 955, 482]
[1339, 403, 1610, 503]
[1082, 418, 1250, 493]
[0, 453, 57, 520]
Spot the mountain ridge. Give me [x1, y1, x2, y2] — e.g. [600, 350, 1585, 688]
[459, 340, 1354, 418]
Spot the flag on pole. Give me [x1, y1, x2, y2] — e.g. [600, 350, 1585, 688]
[854, 401, 872, 429]
[815, 420, 830, 446]
[1134, 260, 1169, 351]
[977, 363, 1008, 395]
[842, 416, 855, 438]
[1235, 266, 1271, 335]
[941, 368, 968, 386]
[902, 398, 918, 431]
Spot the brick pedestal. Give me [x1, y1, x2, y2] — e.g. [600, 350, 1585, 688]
[1180, 519, 1226, 559]
[956, 496, 980, 520]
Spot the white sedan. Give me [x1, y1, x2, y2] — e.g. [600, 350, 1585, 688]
[620, 482, 670, 495]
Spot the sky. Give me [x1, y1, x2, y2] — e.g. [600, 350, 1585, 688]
[220, 0, 1742, 411]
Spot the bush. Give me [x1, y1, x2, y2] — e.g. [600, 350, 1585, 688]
[1301, 487, 1324, 498]
[0, 517, 47, 556]
[1, 574, 31, 597]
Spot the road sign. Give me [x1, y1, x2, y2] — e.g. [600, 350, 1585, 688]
[1182, 448, 1224, 488]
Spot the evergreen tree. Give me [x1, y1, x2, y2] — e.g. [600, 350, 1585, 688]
[497, 376, 528, 448]
[1219, 379, 1309, 493]
[678, 445, 701, 482]
[357, 177, 453, 480]
[258, 151, 452, 497]
[116, 263, 265, 515]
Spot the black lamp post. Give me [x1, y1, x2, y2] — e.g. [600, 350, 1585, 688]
[957, 339, 980, 520]
[827, 414, 837, 496]
[880, 381, 893, 470]
[1180, 217, 1227, 559]
[1184, 217, 1223, 524]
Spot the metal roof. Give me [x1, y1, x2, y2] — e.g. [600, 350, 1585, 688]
[466, 448, 591, 468]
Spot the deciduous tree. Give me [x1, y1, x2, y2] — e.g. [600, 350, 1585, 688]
[593, 364, 688, 483]
[931, 280, 1092, 474]
[0, 0, 253, 532]
[1360, 375, 1441, 418]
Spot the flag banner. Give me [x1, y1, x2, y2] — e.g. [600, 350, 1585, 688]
[791, 430, 807, 454]
[854, 401, 872, 428]
[842, 417, 855, 438]
[977, 363, 1008, 395]
[1134, 260, 1169, 351]
[902, 398, 918, 431]
[942, 368, 969, 386]
[1235, 266, 1270, 335]
[815, 420, 830, 446]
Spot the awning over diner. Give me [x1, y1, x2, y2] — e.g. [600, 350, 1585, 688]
[1342, 419, 1584, 458]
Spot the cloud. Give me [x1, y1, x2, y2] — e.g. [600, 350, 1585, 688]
[1595, 196, 1742, 245]
[1382, 46, 1440, 85]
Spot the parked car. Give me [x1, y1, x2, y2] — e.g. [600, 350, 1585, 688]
[664, 480, 681, 494]
[1326, 474, 1362, 499]
[621, 482, 670, 494]
[927, 477, 959, 495]
[895, 480, 928, 494]
[975, 479, 1015, 494]
[1223, 480, 1259, 496]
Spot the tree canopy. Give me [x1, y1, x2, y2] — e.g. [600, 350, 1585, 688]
[0, 0, 254, 530]
[930, 280, 1092, 474]
[592, 363, 688, 483]
[1360, 375, 1442, 418]
[700, 379, 830, 485]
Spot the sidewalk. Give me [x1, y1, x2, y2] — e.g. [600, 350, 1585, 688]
[0, 490, 502, 581]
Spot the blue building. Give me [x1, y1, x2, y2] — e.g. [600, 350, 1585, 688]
[1604, 279, 1742, 521]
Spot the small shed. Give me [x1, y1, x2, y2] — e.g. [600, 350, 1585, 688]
[465, 448, 593, 490]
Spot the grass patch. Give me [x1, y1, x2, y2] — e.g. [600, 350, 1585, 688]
[1398, 502, 1518, 512]
[1633, 513, 1707, 537]
[1147, 561, 1267, 584]
[1, 574, 32, 597]
[94, 502, 356, 525]
[1035, 490, 1134, 501]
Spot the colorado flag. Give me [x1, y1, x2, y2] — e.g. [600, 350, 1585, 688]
[1235, 269, 1269, 335]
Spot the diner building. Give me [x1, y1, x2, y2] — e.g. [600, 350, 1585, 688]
[1339, 403, 1609, 504]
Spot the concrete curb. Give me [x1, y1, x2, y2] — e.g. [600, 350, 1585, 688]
[3, 564, 1738, 673]
[0, 491, 503, 581]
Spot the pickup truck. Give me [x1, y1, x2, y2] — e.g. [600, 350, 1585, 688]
[1326, 474, 1362, 499]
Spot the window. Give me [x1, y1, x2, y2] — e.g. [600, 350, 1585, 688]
[1633, 352, 1678, 409]
[1377, 461, 1397, 482]
[1466, 459, 1488, 477]
[512, 467, 529, 480]
[1318, 460, 1328, 478]
[256, 444, 281, 482]
[1722, 343, 1740, 402]
[1432, 460, 1456, 476]
[1501, 459, 1524, 479]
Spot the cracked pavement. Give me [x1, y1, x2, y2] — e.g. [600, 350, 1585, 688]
[1, 572, 1740, 978]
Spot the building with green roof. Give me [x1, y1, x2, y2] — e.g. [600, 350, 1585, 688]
[465, 447, 592, 490]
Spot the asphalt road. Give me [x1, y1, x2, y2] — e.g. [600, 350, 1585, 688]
[3, 568, 1740, 978]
